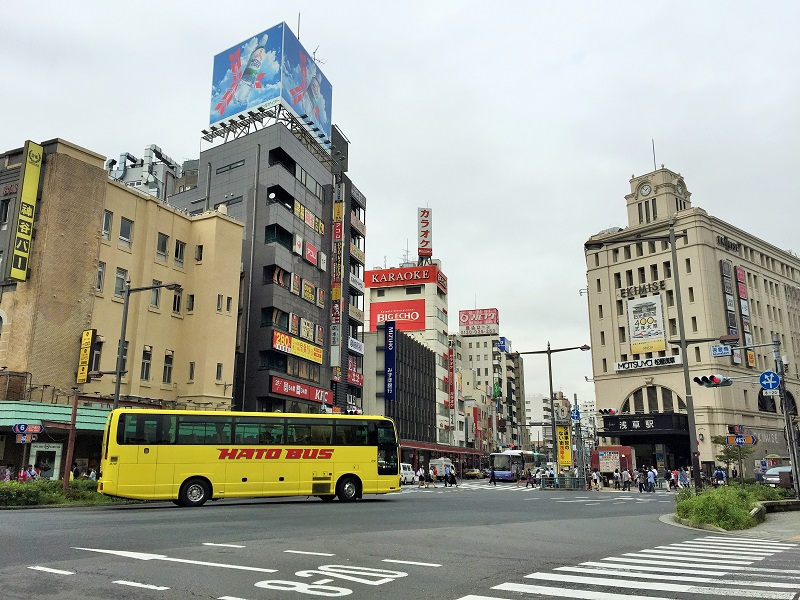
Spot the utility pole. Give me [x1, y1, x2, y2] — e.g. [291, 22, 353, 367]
[773, 334, 800, 499]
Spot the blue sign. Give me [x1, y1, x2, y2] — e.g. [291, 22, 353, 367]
[710, 344, 732, 358]
[570, 409, 580, 421]
[735, 435, 745, 446]
[759, 371, 781, 390]
[384, 321, 396, 400]
[493, 337, 511, 353]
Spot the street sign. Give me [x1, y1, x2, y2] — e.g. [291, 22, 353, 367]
[16, 434, 37, 443]
[12, 424, 44, 434]
[759, 371, 781, 390]
[763, 389, 780, 397]
[710, 344, 732, 357]
[725, 434, 758, 446]
[570, 409, 580, 421]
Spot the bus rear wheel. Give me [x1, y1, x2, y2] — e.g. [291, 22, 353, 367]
[179, 478, 211, 507]
[336, 476, 360, 502]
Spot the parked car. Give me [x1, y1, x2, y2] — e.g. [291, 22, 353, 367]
[400, 463, 417, 485]
[464, 468, 483, 479]
[762, 466, 793, 488]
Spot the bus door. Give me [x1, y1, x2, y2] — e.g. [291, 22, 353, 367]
[262, 419, 299, 496]
[116, 413, 162, 498]
[373, 421, 399, 492]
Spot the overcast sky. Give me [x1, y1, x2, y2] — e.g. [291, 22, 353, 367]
[6, 2, 799, 406]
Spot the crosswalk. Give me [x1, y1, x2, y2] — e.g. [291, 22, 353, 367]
[398, 482, 675, 503]
[455, 535, 800, 600]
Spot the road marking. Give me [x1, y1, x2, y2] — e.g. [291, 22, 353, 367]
[701, 536, 797, 548]
[518, 572, 795, 598]
[584, 502, 601, 506]
[382, 559, 441, 567]
[203, 543, 246, 548]
[113, 580, 170, 590]
[653, 545, 775, 559]
[558, 566, 800, 589]
[492, 583, 674, 599]
[284, 550, 336, 556]
[580, 560, 727, 576]
[664, 542, 776, 554]
[73, 547, 277, 573]
[28, 566, 74, 575]
[613, 555, 752, 569]
[218, 596, 249, 600]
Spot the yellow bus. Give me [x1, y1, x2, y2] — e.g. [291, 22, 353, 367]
[98, 409, 400, 506]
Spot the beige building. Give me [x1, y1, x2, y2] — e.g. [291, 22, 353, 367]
[0, 138, 243, 409]
[585, 167, 798, 476]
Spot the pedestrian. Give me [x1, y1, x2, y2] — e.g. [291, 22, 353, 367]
[678, 467, 689, 489]
[621, 468, 631, 491]
[732, 467, 738, 480]
[72, 462, 81, 481]
[515, 465, 522, 487]
[647, 467, 656, 492]
[428, 466, 437, 488]
[88, 467, 97, 481]
[416, 466, 425, 488]
[1, 465, 10, 483]
[489, 467, 497, 486]
[525, 469, 534, 488]
[613, 468, 620, 490]
[443, 464, 451, 487]
[637, 468, 646, 493]
[25, 464, 37, 482]
[592, 468, 601, 491]
[535, 469, 542, 489]
[450, 468, 458, 487]
[664, 468, 673, 491]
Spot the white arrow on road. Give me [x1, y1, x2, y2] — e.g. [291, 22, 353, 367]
[73, 547, 277, 573]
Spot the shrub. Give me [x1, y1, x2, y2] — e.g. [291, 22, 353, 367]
[674, 483, 791, 530]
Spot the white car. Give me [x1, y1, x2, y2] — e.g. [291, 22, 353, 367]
[400, 463, 416, 485]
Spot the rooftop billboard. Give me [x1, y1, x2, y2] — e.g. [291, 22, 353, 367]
[209, 23, 333, 140]
[459, 308, 499, 336]
[370, 299, 426, 332]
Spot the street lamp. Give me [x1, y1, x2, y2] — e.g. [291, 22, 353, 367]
[514, 343, 591, 470]
[585, 220, 709, 489]
[113, 279, 182, 409]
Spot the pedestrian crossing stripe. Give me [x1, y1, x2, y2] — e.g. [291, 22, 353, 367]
[454, 536, 799, 600]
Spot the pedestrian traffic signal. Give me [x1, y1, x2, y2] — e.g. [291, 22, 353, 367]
[693, 374, 733, 387]
[598, 408, 617, 415]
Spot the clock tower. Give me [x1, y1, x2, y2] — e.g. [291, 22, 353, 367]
[625, 166, 692, 228]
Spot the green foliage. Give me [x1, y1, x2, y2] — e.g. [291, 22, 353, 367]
[0, 479, 121, 507]
[675, 482, 792, 530]
[710, 435, 756, 471]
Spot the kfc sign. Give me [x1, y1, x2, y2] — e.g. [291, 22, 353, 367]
[370, 299, 426, 332]
[271, 376, 332, 405]
[458, 308, 500, 336]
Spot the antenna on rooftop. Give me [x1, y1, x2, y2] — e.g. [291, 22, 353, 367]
[297, 13, 301, 40]
[652, 139, 657, 171]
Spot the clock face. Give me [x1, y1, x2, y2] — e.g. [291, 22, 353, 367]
[640, 184, 651, 197]
[677, 183, 684, 195]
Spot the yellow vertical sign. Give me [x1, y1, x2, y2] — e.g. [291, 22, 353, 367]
[557, 424, 572, 468]
[10, 141, 44, 281]
[76, 329, 96, 384]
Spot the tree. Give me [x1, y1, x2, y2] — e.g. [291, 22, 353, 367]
[711, 435, 756, 478]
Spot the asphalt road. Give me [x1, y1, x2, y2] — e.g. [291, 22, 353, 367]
[2, 481, 798, 600]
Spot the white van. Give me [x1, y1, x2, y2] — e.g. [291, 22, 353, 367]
[400, 463, 416, 485]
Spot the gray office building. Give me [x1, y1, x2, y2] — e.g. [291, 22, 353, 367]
[169, 119, 366, 413]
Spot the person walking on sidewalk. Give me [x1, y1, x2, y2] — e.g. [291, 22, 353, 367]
[417, 466, 425, 488]
[647, 467, 656, 492]
[489, 467, 497, 486]
[613, 468, 621, 490]
[621, 468, 631, 491]
[592, 468, 601, 491]
[443, 464, 451, 487]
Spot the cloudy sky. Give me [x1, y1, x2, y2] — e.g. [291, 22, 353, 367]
[6, 2, 799, 405]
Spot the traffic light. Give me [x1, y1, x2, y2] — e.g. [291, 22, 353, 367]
[693, 374, 733, 387]
[345, 408, 362, 415]
[598, 408, 616, 415]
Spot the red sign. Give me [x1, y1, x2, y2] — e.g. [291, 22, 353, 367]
[347, 368, 364, 387]
[271, 376, 332, 405]
[448, 347, 455, 407]
[458, 308, 500, 336]
[304, 242, 318, 266]
[365, 266, 446, 292]
[369, 299, 426, 332]
[418, 208, 432, 257]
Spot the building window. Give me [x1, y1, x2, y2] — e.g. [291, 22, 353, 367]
[148, 280, 161, 307]
[624, 246, 631, 260]
[594, 254, 599, 267]
[638, 267, 646, 284]
[406, 286, 422, 295]
[377, 289, 385, 297]
[217, 294, 223, 312]
[602, 358, 607, 373]
[613, 273, 621, 289]
[663, 261, 672, 278]
[195, 244, 204, 261]
[626, 270, 633, 286]
[96, 262, 105, 292]
[226, 297, 232, 313]
[101, 210, 112, 239]
[691, 316, 697, 332]
[163, 352, 174, 384]
[598, 305, 604, 319]
[616, 300, 623, 316]
[694, 347, 701, 363]
[618, 327, 626, 343]
[685, 258, 692, 274]
[600, 331, 606, 345]
[114, 268, 128, 297]
[635, 243, 643, 257]
[669, 318, 677, 336]
[188, 361, 195, 382]
[186, 294, 195, 312]
[119, 217, 133, 247]
[612, 248, 619, 263]
[90, 342, 103, 372]
[637, 203, 643, 224]
[648, 241, 656, 254]
[140, 347, 152, 381]
[120, 340, 129, 374]
[688, 287, 694, 302]
[172, 290, 182, 314]
[597, 278, 602, 292]
[216, 363, 223, 380]
[156, 232, 169, 260]
[666, 290, 674, 307]
[650, 264, 658, 281]
[174, 240, 186, 266]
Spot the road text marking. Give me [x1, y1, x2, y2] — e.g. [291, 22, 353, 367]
[28, 566, 74, 575]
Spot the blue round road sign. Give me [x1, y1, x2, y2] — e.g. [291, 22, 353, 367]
[759, 371, 781, 390]
[570, 409, 580, 421]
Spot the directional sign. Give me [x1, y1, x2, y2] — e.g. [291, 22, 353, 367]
[13, 424, 44, 434]
[570, 409, 581, 421]
[725, 434, 758, 446]
[763, 389, 780, 397]
[16, 434, 37, 443]
[759, 371, 781, 390]
[710, 344, 732, 357]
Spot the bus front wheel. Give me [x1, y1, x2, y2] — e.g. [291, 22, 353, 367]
[336, 476, 360, 502]
[319, 495, 335, 502]
[179, 478, 211, 507]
